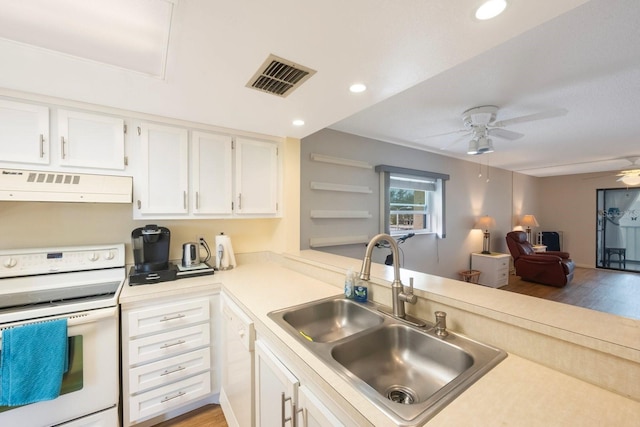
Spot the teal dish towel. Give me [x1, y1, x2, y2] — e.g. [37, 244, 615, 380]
[0, 319, 68, 406]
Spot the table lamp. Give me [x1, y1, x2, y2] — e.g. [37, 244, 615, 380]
[474, 215, 496, 254]
[520, 214, 539, 243]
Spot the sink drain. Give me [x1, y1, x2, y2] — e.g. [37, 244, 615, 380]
[385, 386, 417, 405]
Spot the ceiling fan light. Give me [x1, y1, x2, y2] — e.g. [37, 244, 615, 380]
[619, 174, 640, 186]
[477, 136, 494, 153]
[467, 139, 479, 155]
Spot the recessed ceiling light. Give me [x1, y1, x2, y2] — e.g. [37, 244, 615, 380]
[349, 83, 367, 93]
[292, 119, 305, 126]
[475, 0, 507, 20]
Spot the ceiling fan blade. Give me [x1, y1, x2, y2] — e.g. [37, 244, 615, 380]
[487, 128, 524, 140]
[415, 128, 467, 141]
[439, 132, 471, 151]
[492, 108, 568, 128]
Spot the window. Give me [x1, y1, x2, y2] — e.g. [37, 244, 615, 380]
[376, 165, 449, 237]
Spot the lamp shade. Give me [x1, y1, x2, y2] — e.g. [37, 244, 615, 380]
[474, 215, 496, 231]
[520, 215, 539, 228]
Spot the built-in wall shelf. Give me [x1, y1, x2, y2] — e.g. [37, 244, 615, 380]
[310, 210, 372, 219]
[310, 181, 372, 194]
[310, 153, 372, 170]
[309, 235, 370, 248]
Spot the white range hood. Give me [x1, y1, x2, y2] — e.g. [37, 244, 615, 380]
[0, 169, 132, 203]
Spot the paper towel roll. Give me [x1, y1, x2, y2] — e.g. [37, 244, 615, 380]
[215, 234, 236, 270]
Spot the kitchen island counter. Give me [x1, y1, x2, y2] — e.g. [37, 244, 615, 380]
[120, 252, 640, 426]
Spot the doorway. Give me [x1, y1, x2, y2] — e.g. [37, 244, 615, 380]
[596, 188, 640, 272]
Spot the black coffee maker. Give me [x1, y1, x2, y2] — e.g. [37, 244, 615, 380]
[129, 224, 176, 284]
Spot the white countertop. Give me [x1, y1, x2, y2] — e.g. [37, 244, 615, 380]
[119, 254, 640, 426]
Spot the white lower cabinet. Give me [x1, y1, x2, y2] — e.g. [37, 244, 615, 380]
[121, 292, 220, 426]
[220, 293, 255, 427]
[255, 338, 357, 427]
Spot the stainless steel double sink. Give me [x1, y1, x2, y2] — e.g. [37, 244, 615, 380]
[268, 295, 507, 426]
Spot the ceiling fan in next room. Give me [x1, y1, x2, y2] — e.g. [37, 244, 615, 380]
[432, 105, 568, 155]
[615, 157, 640, 185]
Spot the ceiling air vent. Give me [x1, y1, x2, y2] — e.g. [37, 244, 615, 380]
[247, 54, 316, 97]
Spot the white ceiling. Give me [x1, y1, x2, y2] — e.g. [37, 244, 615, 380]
[331, 0, 640, 177]
[1, 0, 637, 177]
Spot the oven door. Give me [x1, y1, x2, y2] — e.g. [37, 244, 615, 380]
[0, 307, 119, 427]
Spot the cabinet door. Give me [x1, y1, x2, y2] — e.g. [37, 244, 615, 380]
[255, 339, 299, 427]
[297, 385, 346, 427]
[138, 123, 189, 215]
[234, 137, 279, 216]
[0, 99, 49, 165]
[58, 109, 125, 170]
[191, 131, 232, 215]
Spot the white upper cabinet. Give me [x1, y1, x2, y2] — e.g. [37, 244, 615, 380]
[0, 99, 49, 165]
[137, 122, 189, 216]
[235, 137, 279, 216]
[57, 109, 125, 170]
[135, 130, 280, 220]
[191, 131, 233, 216]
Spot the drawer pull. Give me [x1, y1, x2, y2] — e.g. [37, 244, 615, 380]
[160, 314, 186, 322]
[160, 339, 186, 349]
[161, 391, 186, 403]
[160, 366, 186, 376]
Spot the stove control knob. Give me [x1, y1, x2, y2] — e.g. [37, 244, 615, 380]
[104, 251, 115, 260]
[89, 252, 100, 261]
[3, 257, 17, 268]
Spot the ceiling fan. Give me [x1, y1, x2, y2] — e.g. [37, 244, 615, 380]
[615, 157, 640, 185]
[431, 105, 568, 155]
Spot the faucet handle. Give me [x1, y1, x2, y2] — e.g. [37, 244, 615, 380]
[402, 277, 418, 304]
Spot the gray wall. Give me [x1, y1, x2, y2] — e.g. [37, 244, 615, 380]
[301, 128, 527, 279]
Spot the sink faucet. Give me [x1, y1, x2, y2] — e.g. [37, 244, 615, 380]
[359, 233, 418, 320]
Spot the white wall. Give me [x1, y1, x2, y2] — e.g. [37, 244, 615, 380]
[300, 129, 530, 279]
[538, 171, 636, 268]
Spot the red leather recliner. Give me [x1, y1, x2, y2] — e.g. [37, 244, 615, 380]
[505, 231, 575, 287]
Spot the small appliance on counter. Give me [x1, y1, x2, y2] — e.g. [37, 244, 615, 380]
[176, 239, 215, 278]
[129, 224, 177, 285]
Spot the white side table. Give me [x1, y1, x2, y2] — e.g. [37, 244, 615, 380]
[471, 252, 510, 288]
[532, 245, 547, 253]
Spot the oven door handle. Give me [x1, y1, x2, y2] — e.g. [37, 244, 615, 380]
[0, 306, 117, 341]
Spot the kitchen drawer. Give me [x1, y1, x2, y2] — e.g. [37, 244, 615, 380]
[128, 372, 211, 423]
[129, 347, 211, 394]
[127, 297, 210, 338]
[129, 323, 210, 365]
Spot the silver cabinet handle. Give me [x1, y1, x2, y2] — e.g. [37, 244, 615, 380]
[60, 136, 66, 159]
[161, 391, 185, 403]
[196, 191, 200, 209]
[160, 339, 185, 349]
[238, 193, 242, 210]
[296, 404, 304, 427]
[183, 191, 187, 209]
[137, 200, 141, 209]
[160, 314, 185, 322]
[160, 365, 185, 376]
[39, 134, 45, 158]
[281, 392, 293, 426]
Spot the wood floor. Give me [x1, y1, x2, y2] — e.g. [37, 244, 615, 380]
[501, 266, 640, 319]
[153, 404, 228, 427]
